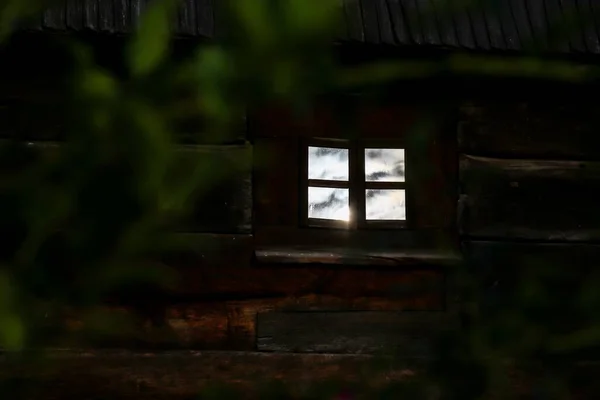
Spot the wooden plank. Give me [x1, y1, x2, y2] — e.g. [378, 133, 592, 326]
[0, 350, 417, 399]
[178, 0, 197, 36]
[561, 0, 587, 53]
[527, 0, 550, 50]
[256, 311, 449, 354]
[497, 0, 520, 50]
[579, 0, 600, 53]
[386, 0, 411, 44]
[467, 0, 491, 50]
[509, 0, 533, 49]
[460, 155, 600, 241]
[401, 0, 425, 45]
[415, 0, 441, 45]
[99, 0, 116, 32]
[83, 0, 99, 30]
[130, 0, 145, 28]
[452, 0, 476, 49]
[194, 0, 214, 37]
[360, 0, 381, 43]
[545, 0, 570, 52]
[0, 142, 251, 233]
[254, 227, 460, 267]
[429, 0, 458, 47]
[375, 0, 395, 44]
[114, 0, 130, 32]
[66, 0, 84, 29]
[344, 0, 365, 42]
[168, 238, 445, 303]
[459, 102, 600, 159]
[43, 1, 67, 30]
[481, 0, 506, 50]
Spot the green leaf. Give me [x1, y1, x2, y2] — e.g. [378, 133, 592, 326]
[127, 0, 177, 78]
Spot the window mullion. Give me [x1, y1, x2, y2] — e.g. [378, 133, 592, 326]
[350, 143, 365, 229]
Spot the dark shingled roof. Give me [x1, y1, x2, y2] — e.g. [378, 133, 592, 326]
[33, 0, 600, 54]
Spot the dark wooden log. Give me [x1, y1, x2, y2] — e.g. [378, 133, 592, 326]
[460, 155, 600, 241]
[0, 142, 251, 233]
[162, 233, 444, 303]
[256, 311, 450, 355]
[459, 102, 600, 160]
[0, 350, 418, 399]
[527, 0, 550, 50]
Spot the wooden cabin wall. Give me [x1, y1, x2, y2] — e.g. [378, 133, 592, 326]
[459, 100, 600, 343]
[0, 32, 446, 355]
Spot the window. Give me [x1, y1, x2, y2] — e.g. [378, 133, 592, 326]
[251, 100, 458, 266]
[302, 139, 408, 229]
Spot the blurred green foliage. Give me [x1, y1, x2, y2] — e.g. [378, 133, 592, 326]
[0, 0, 600, 399]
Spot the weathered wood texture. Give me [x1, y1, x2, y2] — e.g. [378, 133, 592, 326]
[0, 350, 423, 400]
[31, 0, 600, 54]
[256, 311, 449, 355]
[459, 102, 600, 160]
[459, 154, 600, 241]
[254, 227, 460, 266]
[0, 142, 251, 233]
[161, 234, 444, 301]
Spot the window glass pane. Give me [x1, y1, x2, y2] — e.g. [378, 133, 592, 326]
[309, 146, 349, 181]
[308, 187, 350, 221]
[365, 148, 405, 182]
[365, 189, 406, 220]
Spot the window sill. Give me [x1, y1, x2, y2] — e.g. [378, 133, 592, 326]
[254, 227, 461, 267]
[255, 246, 461, 267]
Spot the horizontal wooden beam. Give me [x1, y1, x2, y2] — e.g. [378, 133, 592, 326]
[459, 102, 600, 160]
[460, 155, 600, 241]
[0, 141, 252, 234]
[0, 350, 416, 399]
[256, 311, 452, 355]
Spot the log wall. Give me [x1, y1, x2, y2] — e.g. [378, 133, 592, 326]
[459, 101, 600, 340]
